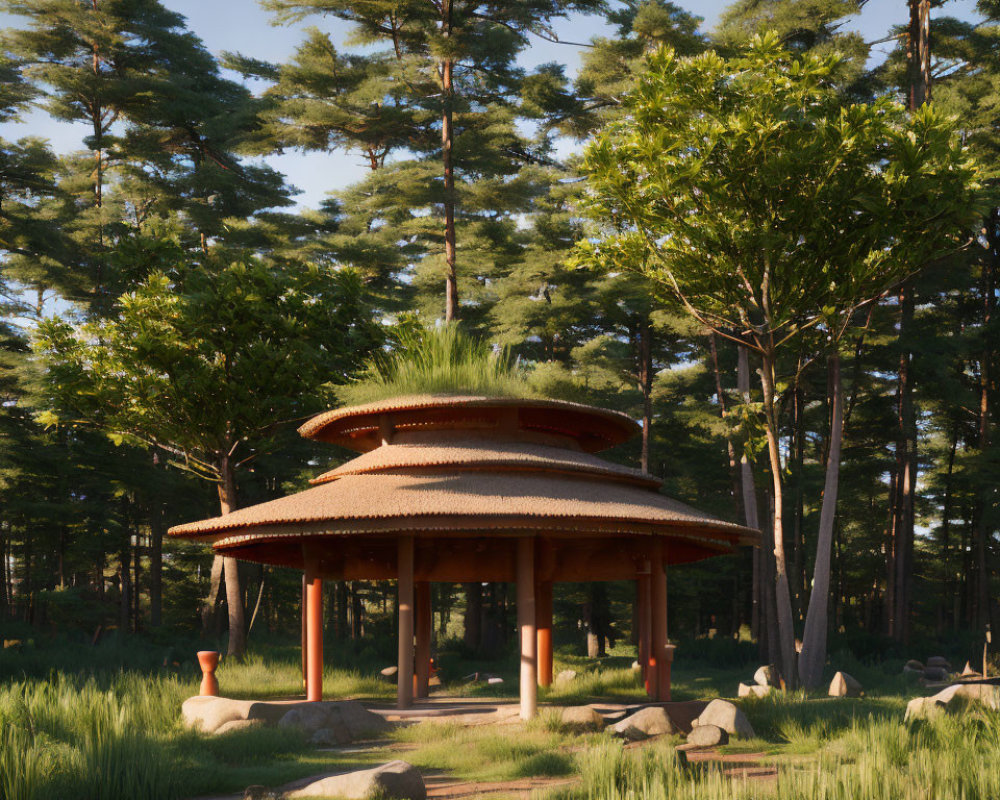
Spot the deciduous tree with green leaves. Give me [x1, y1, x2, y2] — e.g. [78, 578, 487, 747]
[578, 33, 981, 686]
[35, 251, 381, 655]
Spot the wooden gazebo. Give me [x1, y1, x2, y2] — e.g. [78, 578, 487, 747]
[170, 395, 758, 719]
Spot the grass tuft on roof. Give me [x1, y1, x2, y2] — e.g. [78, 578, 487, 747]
[337, 323, 536, 405]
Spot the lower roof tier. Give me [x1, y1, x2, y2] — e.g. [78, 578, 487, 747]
[169, 468, 758, 572]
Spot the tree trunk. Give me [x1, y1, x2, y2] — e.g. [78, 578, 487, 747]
[758, 345, 798, 687]
[738, 346, 767, 651]
[463, 582, 482, 652]
[710, 333, 744, 522]
[218, 457, 246, 657]
[889, 287, 916, 642]
[638, 317, 654, 472]
[907, 0, 931, 110]
[149, 504, 164, 627]
[798, 353, 843, 689]
[973, 210, 996, 630]
[790, 379, 806, 621]
[440, 0, 458, 321]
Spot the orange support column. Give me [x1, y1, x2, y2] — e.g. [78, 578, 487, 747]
[536, 581, 553, 688]
[651, 549, 669, 702]
[517, 537, 537, 719]
[305, 569, 323, 702]
[415, 581, 431, 699]
[636, 561, 652, 697]
[301, 572, 308, 694]
[397, 537, 415, 710]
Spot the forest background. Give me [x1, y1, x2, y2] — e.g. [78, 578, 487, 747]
[0, 0, 997, 683]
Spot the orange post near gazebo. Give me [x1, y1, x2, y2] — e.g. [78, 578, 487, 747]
[170, 396, 758, 718]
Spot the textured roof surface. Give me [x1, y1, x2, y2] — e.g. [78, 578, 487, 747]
[310, 440, 659, 487]
[298, 394, 638, 452]
[170, 395, 760, 564]
[169, 470, 751, 540]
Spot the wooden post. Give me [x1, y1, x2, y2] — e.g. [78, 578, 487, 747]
[301, 572, 308, 694]
[651, 547, 668, 702]
[637, 560, 651, 697]
[517, 537, 537, 719]
[415, 581, 431, 699]
[305, 569, 323, 702]
[397, 536, 415, 710]
[536, 581, 553, 688]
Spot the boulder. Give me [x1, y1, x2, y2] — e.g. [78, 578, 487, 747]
[610, 707, 677, 740]
[287, 760, 425, 800]
[310, 727, 350, 747]
[922, 666, 949, 682]
[182, 696, 390, 740]
[738, 683, 770, 699]
[214, 719, 265, 736]
[904, 659, 924, 672]
[753, 666, 778, 688]
[555, 669, 578, 684]
[559, 706, 605, 733]
[828, 671, 863, 698]
[280, 700, 391, 740]
[692, 699, 755, 739]
[182, 697, 256, 733]
[686, 724, 728, 748]
[279, 704, 333, 735]
[380, 666, 399, 683]
[926, 656, 952, 671]
[631, 661, 642, 671]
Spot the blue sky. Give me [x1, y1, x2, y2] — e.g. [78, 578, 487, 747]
[0, 0, 983, 210]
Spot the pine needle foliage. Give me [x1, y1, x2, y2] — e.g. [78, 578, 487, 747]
[337, 324, 535, 405]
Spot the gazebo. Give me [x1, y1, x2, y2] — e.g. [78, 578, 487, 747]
[170, 395, 758, 719]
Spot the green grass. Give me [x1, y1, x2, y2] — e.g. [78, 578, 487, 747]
[6, 640, 1000, 800]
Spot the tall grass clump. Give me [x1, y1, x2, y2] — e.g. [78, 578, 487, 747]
[337, 324, 534, 404]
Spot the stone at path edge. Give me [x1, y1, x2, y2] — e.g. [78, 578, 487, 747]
[181, 696, 391, 739]
[692, 699, 755, 740]
[686, 724, 729, 748]
[610, 706, 677, 740]
[286, 760, 425, 800]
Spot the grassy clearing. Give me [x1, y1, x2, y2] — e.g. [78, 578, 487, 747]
[4, 639, 998, 800]
[390, 719, 581, 782]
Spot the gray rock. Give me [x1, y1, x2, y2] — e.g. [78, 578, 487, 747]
[922, 666, 949, 682]
[692, 699, 755, 739]
[182, 696, 390, 741]
[926, 656, 952, 671]
[631, 661, 642, 671]
[560, 706, 605, 732]
[182, 697, 256, 733]
[904, 659, 924, 672]
[214, 719, 265, 736]
[610, 706, 677, 740]
[279, 704, 332, 735]
[310, 726, 350, 747]
[687, 724, 728, 748]
[287, 760, 425, 800]
[753, 665, 778, 688]
[905, 682, 1000, 722]
[828, 671, 863, 698]
[738, 683, 770, 699]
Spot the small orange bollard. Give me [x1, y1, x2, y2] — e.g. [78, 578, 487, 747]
[197, 650, 220, 697]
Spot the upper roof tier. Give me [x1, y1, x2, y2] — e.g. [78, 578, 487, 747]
[297, 395, 639, 453]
